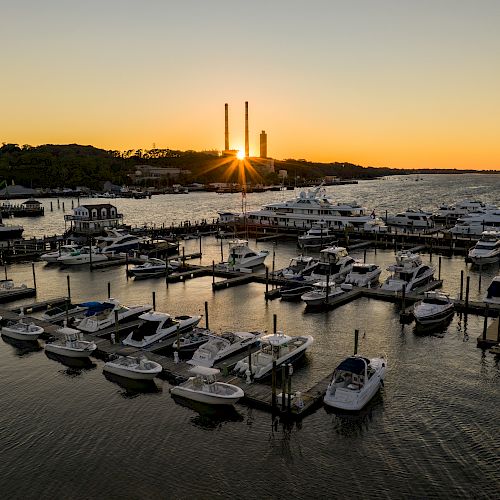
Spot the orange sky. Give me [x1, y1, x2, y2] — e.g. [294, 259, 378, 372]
[1, 1, 500, 170]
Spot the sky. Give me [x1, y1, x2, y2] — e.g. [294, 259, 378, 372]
[1, 0, 500, 169]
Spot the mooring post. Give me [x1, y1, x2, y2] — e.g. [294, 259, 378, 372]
[478, 265, 482, 290]
[363, 248, 367, 263]
[182, 246, 186, 268]
[460, 270, 464, 301]
[220, 238, 224, 262]
[114, 310, 119, 343]
[271, 360, 277, 413]
[4, 265, 7, 280]
[107, 282, 111, 299]
[247, 346, 252, 381]
[401, 284, 406, 312]
[89, 237, 93, 272]
[438, 256, 442, 281]
[125, 253, 129, 280]
[212, 260, 215, 285]
[483, 303, 489, 341]
[325, 273, 330, 305]
[465, 276, 470, 311]
[287, 363, 292, 414]
[152, 291, 156, 311]
[199, 235, 202, 256]
[272, 248, 276, 285]
[205, 301, 209, 329]
[62, 202, 65, 212]
[354, 329, 359, 355]
[265, 267, 269, 298]
[32, 263, 37, 292]
[273, 313, 277, 335]
[281, 365, 286, 410]
[50, 201, 53, 212]
[67, 275, 71, 302]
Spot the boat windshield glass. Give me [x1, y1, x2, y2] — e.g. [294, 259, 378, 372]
[424, 297, 448, 305]
[131, 320, 163, 341]
[487, 281, 500, 298]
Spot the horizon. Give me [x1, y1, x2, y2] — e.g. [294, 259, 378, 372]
[2, 1, 500, 170]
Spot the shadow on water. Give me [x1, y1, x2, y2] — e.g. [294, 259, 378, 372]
[171, 394, 244, 429]
[1, 334, 42, 357]
[44, 350, 97, 376]
[412, 315, 454, 337]
[103, 371, 161, 398]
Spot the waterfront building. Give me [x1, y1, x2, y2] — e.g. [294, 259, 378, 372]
[64, 203, 123, 235]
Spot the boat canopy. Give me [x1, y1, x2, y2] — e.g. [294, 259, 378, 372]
[80, 301, 116, 315]
[487, 278, 500, 298]
[336, 356, 370, 375]
[189, 366, 220, 376]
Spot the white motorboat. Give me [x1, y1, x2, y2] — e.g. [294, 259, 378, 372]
[301, 281, 345, 307]
[275, 255, 319, 280]
[128, 258, 176, 278]
[484, 276, 500, 305]
[188, 331, 262, 367]
[381, 251, 435, 293]
[75, 298, 152, 333]
[0, 279, 28, 293]
[413, 291, 455, 325]
[234, 331, 313, 380]
[171, 328, 213, 353]
[323, 355, 387, 411]
[103, 355, 162, 380]
[386, 209, 434, 229]
[308, 246, 356, 283]
[41, 303, 88, 322]
[41, 244, 80, 263]
[96, 228, 146, 254]
[1, 314, 44, 341]
[362, 218, 388, 233]
[343, 263, 382, 287]
[467, 231, 500, 265]
[170, 366, 244, 406]
[220, 239, 268, 270]
[45, 327, 97, 358]
[122, 311, 202, 348]
[298, 222, 338, 249]
[56, 246, 108, 265]
[450, 209, 500, 236]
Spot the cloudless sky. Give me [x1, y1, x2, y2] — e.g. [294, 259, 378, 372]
[2, 0, 500, 169]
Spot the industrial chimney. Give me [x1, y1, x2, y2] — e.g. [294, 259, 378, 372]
[224, 103, 229, 151]
[245, 101, 249, 157]
[260, 130, 267, 158]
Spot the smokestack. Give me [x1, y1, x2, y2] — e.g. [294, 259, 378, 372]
[224, 103, 229, 151]
[260, 130, 267, 158]
[245, 101, 249, 157]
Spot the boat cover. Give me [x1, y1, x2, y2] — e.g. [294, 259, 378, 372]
[487, 279, 500, 299]
[79, 301, 115, 316]
[336, 357, 370, 374]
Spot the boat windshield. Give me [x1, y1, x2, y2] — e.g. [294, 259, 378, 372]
[423, 297, 449, 305]
[487, 280, 500, 298]
[130, 320, 164, 341]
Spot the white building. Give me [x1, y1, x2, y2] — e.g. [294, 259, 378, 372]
[64, 203, 123, 234]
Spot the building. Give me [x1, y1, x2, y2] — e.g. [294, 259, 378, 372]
[260, 130, 267, 158]
[64, 203, 123, 235]
[132, 165, 191, 182]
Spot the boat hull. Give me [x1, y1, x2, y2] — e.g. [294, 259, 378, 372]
[103, 363, 161, 380]
[170, 384, 243, 405]
[1, 327, 41, 341]
[45, 342, 96, 358]
[414, 306, 455, 325]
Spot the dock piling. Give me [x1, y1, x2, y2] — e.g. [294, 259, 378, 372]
[354, 329, 359, 355]
[247, 346, 252, 382]
[465, 276, 470, 311]
[325, 274, 330, 305]
[438, 256, 442, 280]
[483, 303, 489, 341]
[220, 239, 224, 262]
[271, 360, 277, 413]
[67, 275, 71, 302]
[401, 284, 406, 311]
[107, 282, 111, 299]
[273, 313, 277, 335]
[114, 310, 119, 343]
[204, 301, 209, 329]
[460, 270, 464, 301]
[287, 364, 292, 414]
[281, 365, 286, 410]
[212, 260, 215, 285]
[4, 265, 7, 280]
[32, 263, 37, 292]
[265, 267, 269, 298]
[152, 291, 156, 311]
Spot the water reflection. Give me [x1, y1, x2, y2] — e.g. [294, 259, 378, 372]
[45, 350, 97, 376]
[103, 371, 161, 398]
[171, 394, 244, 429]
[413, 315, 454, 337]
[1, 334, 42, 357]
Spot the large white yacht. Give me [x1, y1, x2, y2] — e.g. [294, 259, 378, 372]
[56, 246, 108, 265]
[450, 209, 500, 236]
[343, 263, 382, 288]
[467, 231, 500, 265]
[381, 251, 435, 293]
[433, 200, 496, 222]
[96, 229, 146, 254]
[218, 239, 268, 271]
[386, 209, 434, 229]
[41, 244, 80, 263]
[308, 246, 356, 283]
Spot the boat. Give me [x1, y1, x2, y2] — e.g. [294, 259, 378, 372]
[308, 246, 356, 283]
[0, 215, 24, 240]
[170, 366, 244, 405]
[279, 283, 315, 301]
[122, 311, 202, 348]
[323, 355, 387, 411]
[41, 303, 88, 322]
[96, 228, 146, 254]
[362, 218, 388, 233]
[219, 239, 268, 270]
[434, 200, 497, 222]
[298, 222, 338, 249]
[128, 258, 176, 279]
[275, 255, 319, 281]
[234, 331, 313, 380]
[301, 281, 345, 307]
[103, 354, 162, 380]
[0, 279, 28, 293]
[188, 331, 262, 367]
[381, 251, 435, 293]
[413, 291, 455, 325]
[45, 326, 97, 358]
[450, 209, 500, 236]
[75, 298, 152, 333]
[343, 263, 382, 288]
[386, 209, 434, 229]
[41, 244, 80, 263]
[56, 246, 108, 265]
[484, 276, 500, 305]
[467, 231, 500, 265]
[171, 328, 213, 353]
[1, 314, 44, 341]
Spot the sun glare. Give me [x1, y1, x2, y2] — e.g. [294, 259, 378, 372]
[236, 150, 245, 160]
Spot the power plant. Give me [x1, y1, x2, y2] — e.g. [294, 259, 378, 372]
[224, 103, 229, 151]
[245, 101, 249, 158]
[260, 130, 267, 159]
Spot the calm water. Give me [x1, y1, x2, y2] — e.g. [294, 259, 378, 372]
[1, 174, 500, 499]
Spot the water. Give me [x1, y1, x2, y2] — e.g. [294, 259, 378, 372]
[1, 174, 500, 498]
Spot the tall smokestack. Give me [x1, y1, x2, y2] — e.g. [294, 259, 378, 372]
[245, 101, 249, 157]
[224, 103, 229, 151]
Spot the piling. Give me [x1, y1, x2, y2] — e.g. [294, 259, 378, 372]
[465, 276, 470, 312]
[62, 202, 65, 212]
[182, 247, 186, 268]
[273, 313, 277, 335]
[354, 329, 359, 355]
[165, 258, 169, 288]
[287, 363, 292, 414]
[363, 248, 367, 263]
[460, 270, 464, 301]
[107, 282, 111, 298]
[71, 200, 74, 209]
[32, 263, 37, 292]
[271, 360, 277, 413]
[281, 365, 286, 409]
[50, 202, 53, 212]
[4, 265, 7, 280]
[125, 253, 129, 280]
[199, 236, 202, 256]
[204, 301, 209, 329]
[152, 291, 156, 311]
[114, 310, 120, 343]
[325, 274, 330, 305]
[220, 239, 224, 262]
[247, 346, 253, 381]
[401, 284, 406, 311]
[67, 275, 71, 302]
[212, 260, 215, 285]
[497, 316, 500, 343]
[265, 267, 269, 298]
[438, 256, 442, 280]
[482, 303, 489, 341]
[57, 199, 60, 209]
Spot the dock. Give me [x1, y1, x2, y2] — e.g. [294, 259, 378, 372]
[0, 287, 36, 303]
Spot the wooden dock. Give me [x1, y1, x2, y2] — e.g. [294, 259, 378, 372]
[0, 287, 36, 303]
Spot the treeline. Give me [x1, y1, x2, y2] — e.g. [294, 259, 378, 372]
[0, 142, 418, 189]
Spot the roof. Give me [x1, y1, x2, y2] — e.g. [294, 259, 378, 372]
[22, 198, 42, 205]
[189, 366, 220, 376]
[336, 356, 370, 375]
[79, 203, 117, 210]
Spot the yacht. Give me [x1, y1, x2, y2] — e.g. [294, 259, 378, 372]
[122, 311, 202, 348]
[75, 298, 152, 333]
[381, 251, 435, 293]
[467, 231, 500, 265]
[128, 258, 176, 279]
[41, 303, 88, 323]
[323, 355, 387, 411]
[56, 246, 108, 265]
[219, 239, 268, 270]
[234, 331, 314, 380]
[275, 255, 319, 281]
[172, 328, 213, 353]
[301, 281, 345, 307]
[239, 185, 376, 230]
[450, 209, 500, 236]
[386, 209, 434, 229]
[188, 331, 262, 367]
[343, 263, 382, 288]
[170, 366, 244, 406]
[97, 229, 146, 254]
[103, 355, 162, 380]
[41, 244, 80, 263]
[298, 222, 338, 249]
[308, 246, 356, 283]
[413, 292, 455, 325]
[45, 327, 97, 358]
[1, 315, 44, 341]
[484, 276, 500, 305]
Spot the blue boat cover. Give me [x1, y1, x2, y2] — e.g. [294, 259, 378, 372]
[79, 301, 114, 316]
[336, 357, 369, 374]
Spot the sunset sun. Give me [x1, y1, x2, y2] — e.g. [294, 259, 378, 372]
[236, 150, 245, 160]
